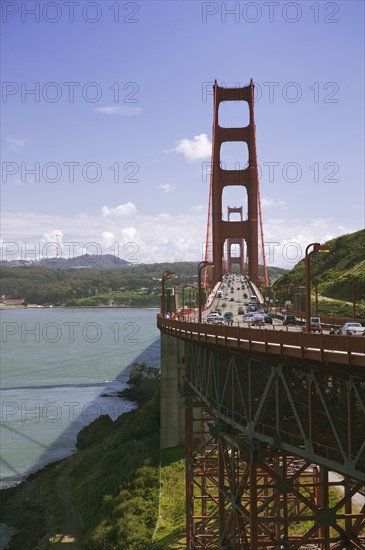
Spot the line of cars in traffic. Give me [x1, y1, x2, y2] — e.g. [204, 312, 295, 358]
[207, 307, 274, 326]
[207, 273, 278, 326]
[206, 274, 260, 325]
[207, 306, 365, 335]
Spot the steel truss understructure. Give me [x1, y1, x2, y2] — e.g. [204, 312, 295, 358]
[183, 342, 365, 549]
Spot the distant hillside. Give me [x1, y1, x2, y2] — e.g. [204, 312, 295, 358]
[273, 229, 365, 302]
[1, 253, 130, 271]
[261, 265, 286, 284]
[1, 255, 286, 281]
[0, 258, 286, 306]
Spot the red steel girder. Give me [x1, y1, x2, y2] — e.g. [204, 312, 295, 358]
[185, 406, 365, 549]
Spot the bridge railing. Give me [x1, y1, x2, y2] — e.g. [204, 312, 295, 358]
[157, 316, 365, 369]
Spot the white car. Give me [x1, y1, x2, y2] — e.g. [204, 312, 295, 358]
[243, 311, 265, 325]
[243, 313, 255, 323]
[213, 316, 225, 325]
[243, 313, 264, 325]
[206, 312, 221, 323]
[341, 322, 365, 336]
[252, 313, 265, 325]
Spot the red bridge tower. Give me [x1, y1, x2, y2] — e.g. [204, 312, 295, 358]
[209, 80, 259, 283]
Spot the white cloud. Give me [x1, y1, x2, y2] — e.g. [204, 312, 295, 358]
[261, 218, 358, 269]
[6, 137, 29, 151]
[0, 208, 361, 269]
[168, 133, 211, 161]
[159, 184, 175, 193]
[261, 197, 287, 208]
[41, 230, 63, 243]
[94, 106, 142, 116]
[102, 231, 114, 240]
[121, 227, 138, 240]
[101, 231, 115, 248]
[101, 202, 137, 217]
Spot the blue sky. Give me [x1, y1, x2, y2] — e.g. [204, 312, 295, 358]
[1, 0, 364, 268]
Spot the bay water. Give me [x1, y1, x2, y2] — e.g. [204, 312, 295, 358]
[0, 307, 160, 487]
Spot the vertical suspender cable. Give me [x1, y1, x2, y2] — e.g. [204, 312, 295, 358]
[204, 82, 217, 287]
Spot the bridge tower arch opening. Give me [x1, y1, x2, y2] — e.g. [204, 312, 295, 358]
[226, 205, 246, 274]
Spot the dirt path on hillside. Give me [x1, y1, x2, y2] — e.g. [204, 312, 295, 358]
[52, 460, 83, 549]
[317, 294, 352, 305]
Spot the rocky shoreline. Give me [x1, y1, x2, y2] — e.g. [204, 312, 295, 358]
[0, 362, 160, 550]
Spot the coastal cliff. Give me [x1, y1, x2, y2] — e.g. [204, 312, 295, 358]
[0, 363, 185, 549]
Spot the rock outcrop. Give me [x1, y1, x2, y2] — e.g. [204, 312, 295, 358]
[118, 362, 160, 406]
[128, 362, 160, 384]
[76, 414, 115, 449]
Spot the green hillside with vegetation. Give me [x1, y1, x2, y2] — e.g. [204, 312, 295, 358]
[0, 379, 187, 550]
[0, 261, 285, 307]
[273, 229, 365, 314]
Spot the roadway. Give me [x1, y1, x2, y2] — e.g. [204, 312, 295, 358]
[202, 273, 359, 335]
[203, 273, 291, 329]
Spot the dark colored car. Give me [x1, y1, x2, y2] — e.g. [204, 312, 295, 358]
[264, 312, 275, 324]
[283, 315, 297, 326]
[238, 306, 244, 314]
[224, 311, 234, 320]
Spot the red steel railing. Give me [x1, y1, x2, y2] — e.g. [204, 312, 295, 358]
[157, 316, 365, 370]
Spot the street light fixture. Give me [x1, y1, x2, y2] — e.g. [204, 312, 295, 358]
[345, 274, 356, 320]
[174, 282, 186, 314]
[161, 270, 175, 316]
[189, 284, 199, 316]
[198, 261, 214, 323]
[185, 284, 196, 310]
[305, 243, 330, 332]
[275, 284, 282, 311]
[312, 278, 318, 316]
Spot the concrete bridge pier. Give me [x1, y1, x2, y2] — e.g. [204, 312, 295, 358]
[160, 332, 186, 448]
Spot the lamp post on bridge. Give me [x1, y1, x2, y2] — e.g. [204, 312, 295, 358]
[185, 284, 196, 309]
[305, 243, 330, 332]
[161, 270, 175, 316]
[198, 261, 214, 323]
[312, 278, 318, 316]
[345, 274, 356, 320]
[278, 285, 282, 311]
[174, 282, 185, 314]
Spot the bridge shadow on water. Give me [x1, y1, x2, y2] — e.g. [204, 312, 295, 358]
[2, 337, 161, 487]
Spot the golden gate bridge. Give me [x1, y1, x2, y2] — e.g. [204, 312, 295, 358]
[157, 80, 365, 549]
